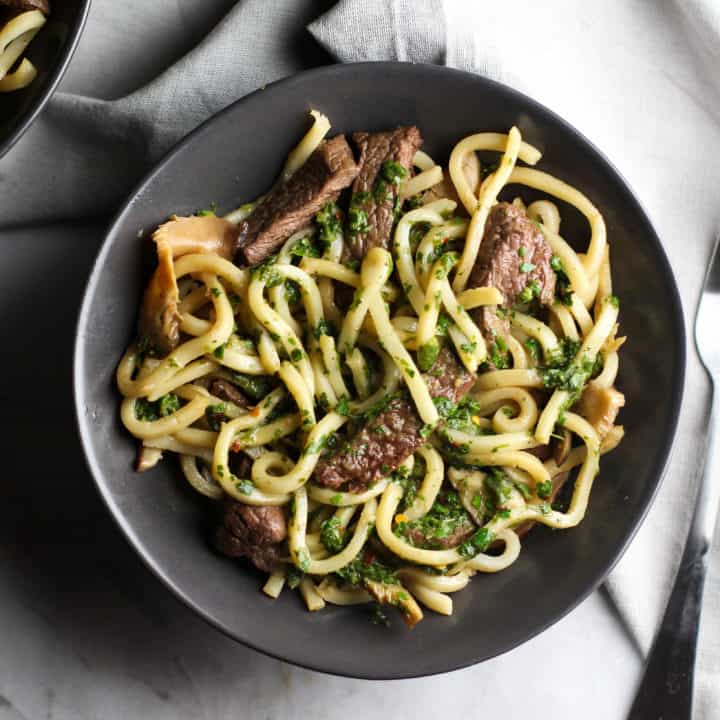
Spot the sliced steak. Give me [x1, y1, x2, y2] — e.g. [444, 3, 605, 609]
[468, 202, 555, 347]
[314, 347, 474, 492]
[210, 379, 249, 408]
[214, 501, 287, 573]
[348, 126, 423, 258]
[236, 135, 358, 265]
[404, 518, 475, 550]
[0, 0, 50, 13]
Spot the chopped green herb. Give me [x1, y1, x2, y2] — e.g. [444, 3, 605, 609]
[336, 396, 350, 416]
[417, 340, 440, 371]
[135, 393, 181, 422]
[196, 201, 218, 216]
[284, 280, 301, 305]
[525, 337, 541, 361]
[231, 373, 275, 401]
[205, 402, 227, 432]
[320, 516, 346, 553]
[536, 480, 552, 499]
[234, 477, 253, 495]
[315, 202, 343, 249]
[458, 527, 495, 559]
[314, 319, 332, 339]
[381, 160, 408, 184]
[290, 234, 323, 259]
[286, 566, 302, 589]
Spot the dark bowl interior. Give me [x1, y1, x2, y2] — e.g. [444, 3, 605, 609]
[74, 63, 685, 679]
[0, 0, 90, 157]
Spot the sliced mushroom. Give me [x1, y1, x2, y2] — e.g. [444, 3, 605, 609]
[552, 428, 572, 466]
[364, 579, 424, 629]
[152, 215, 240, 260]
[574, 384, 626, 440]
[137, 239, 180, 356]
[135, 444, 163, 472]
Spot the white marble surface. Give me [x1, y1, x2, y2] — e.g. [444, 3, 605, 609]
[0, 2, 646, 718]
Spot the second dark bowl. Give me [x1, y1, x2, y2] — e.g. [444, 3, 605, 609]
[0, 0, 90, 158]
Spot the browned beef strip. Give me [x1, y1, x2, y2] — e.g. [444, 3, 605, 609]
[236, 135, 358, 266]
[404, 518, 475, 550]
[468, 202, 555, 346]
[214, 501, 287, 573]
[513, 470, 570, 539]
[314, 347, 475, 493]
[210, 379, 249, 408]
[348, 126, 423, 259]
[0, 0, 49, 13]
[228, 452, 252, 479]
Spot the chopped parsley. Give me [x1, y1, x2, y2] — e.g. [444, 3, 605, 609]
[234, 477, 253, 495]
[284, 280, 301, 305]
[134, 393, 181, 421]
[313, 319, 332, 339]
[250, 255, 282, 287]
[286, 565, 303, 589]
[205, 402, 227, 432]
[536, 480, 552, 499]
[525, 337, 541, 361]
[315, 202, 343, 248]
[335, 551, 397, 587]
[196, 201, 218, 216]
[230, 373, 275, 401]
[550, 255, 573, 306]
[458, 527, 495, 559]
[320, 516, 347, 553]
[417, 340, 440, 371]
[290, 234, 323, 259]
[381, 160, 408, 184]
[335, 396, 350, 416]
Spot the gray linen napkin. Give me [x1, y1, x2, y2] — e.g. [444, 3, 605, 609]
[0, 0, 312, 226]
[3, 0, 717, 715]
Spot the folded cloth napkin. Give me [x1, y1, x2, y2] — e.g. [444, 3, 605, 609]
[4, 0, 718, 714]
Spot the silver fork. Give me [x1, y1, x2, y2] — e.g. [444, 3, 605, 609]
[628, 235, 720, 719]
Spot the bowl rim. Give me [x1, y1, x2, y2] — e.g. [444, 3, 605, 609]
[0, 0, 92, 159]
[73, 60, 686, 679]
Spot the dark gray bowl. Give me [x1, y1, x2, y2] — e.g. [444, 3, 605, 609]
[0, 0, 90, 158]
[74, 62, 685, 679]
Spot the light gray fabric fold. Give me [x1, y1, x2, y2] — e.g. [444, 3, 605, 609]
[1, 0, 310, 226]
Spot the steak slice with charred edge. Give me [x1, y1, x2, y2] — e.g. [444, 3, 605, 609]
[314, 347, 474, 493]
[215, 501, 287, 573]
[347, 126, 423, 259]
[236, 135, 358, 266]
[468, 202, 555, 351]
